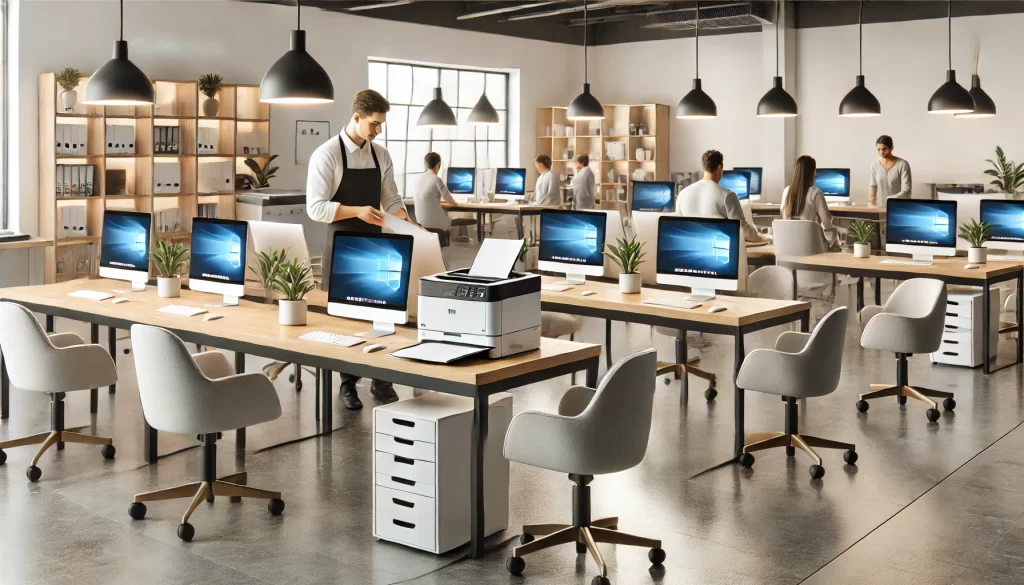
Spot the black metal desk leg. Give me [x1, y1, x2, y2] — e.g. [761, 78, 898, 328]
[235, 352, 246, 448]
[800, 312, 810, 333]
[1, 353, 8, 420]
[856, 278, 865, 312]
[108, 327, 117, 394]
[477, 213, 484, 243]
[874, 277, 882, 306]
[983, 284, 992, 374]
[605, 319, 612, 368]
[733, 333, 746, 459]
[144, 419, 158, 463]
[677, 334, 688, 402]
[45, 315, 54, 333]
[1018, 275, 1023, 365]
[90, 324, 99, 414]
[586, 361, 599, 388]
[322, 370, 333, 431]
[315, 368, 321, 422]
[469, 393, 489, 559]
[516, 212, 524, 240]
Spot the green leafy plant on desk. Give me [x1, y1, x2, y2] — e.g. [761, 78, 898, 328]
[604, 236, 646, 293]
[272, 257, 315, 326]
[252, 248, 286, 303]
[849, 221, 875, 258]
[985, 146, 1024, 195]
[959, 218, 992, 264]
[152, 239, 189, 298]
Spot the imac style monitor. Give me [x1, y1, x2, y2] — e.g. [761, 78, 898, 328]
[656, 216, 741, 301]
[99, 210, 152, 291]
[734, 167, 763, 199]
[815, 168, 851, 204]
[981, 199, 1024, 251]
[631, 181, 675, 212]
[538, 209, 607, 285]
[189, 217, 248, 306]
[328, 231, 415, 338]
[446, 167, 476, 195]
[886, 198, 958, 261]
[495, 168, 527, 200]
[719, 171, 750, 201]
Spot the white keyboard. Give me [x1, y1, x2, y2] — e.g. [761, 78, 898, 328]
[541, 284, 575, 292]
[988, 255, 1024, 262]
[157, 305, 207, 317]
[68, 290, 113, 301]
[880, 260, 933, 267]
[299, 331, 365, 348]
[642, 298, 704, 310]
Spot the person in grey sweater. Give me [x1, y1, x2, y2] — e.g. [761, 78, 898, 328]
[868, 134, 912, 205]
[570, 154, 596, 210]
[781, 155, 841, 251]
[532, 154, 562, 206]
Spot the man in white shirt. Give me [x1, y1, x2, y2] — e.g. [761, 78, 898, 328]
[676, 149, 764, 242]
[532, 155, 561, 206]
[570, 154, 596, 210]
[306, 89, 414, 410]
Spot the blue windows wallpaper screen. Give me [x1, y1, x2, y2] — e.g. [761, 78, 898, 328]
[814, 169, 851, 197]
[981, 200, 1024, 243]
[329, 232, 414, 310]
[887, 200, 957, 248]
[495, 168, 526, 195]
[190, 219, 248, 284]
[539, 210, 607, 267]
[631, 181, 675, 212]
[719, 171, 750, 200]
[100, 210, 151, 271]
[446, 167, 476, 194]
[657, 217, 740, 280]
[734, 168, 762, 195]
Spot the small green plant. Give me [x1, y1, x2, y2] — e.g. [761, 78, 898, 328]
[985, 146, 1024, 193]
[272, 258, 315, 301]
[152, 239, 188, 277]
[56, 68, 82, 92]
[959, 218, 992, 248]
[603, 236, 645, 274]
[518, 235, 535, 262]
[849, 221, 875, 244]
[251, 248, 286, 296]
[198, 73, 223, 99]
[244, 154, 279, 188]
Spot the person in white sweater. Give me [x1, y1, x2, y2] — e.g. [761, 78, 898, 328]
[532, 155, 561, 206]
[412, 152, 457, 231]
[676, 149, 765, 242]
[570, 154, 596, 210]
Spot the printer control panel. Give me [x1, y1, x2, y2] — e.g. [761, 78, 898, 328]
[453, 286, 487, 299]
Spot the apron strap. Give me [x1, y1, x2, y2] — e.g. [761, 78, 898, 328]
[338, 135, 348, 169]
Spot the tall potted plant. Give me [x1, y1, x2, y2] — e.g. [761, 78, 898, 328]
[152, 239, 189, 298]
[272, 258, 316, 326]
[604, 236, 645, 293]
[252, 248, 286, 304]
[985, 146, 1024, 197]
[849, 221, 875, 258]
[56, 68, 82, 112]
[199, 73, 223, 117]
[960, 219, 992, 264]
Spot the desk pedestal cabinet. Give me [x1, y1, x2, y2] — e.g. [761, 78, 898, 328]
[373, 393, 512, 554]
[932, 290, 999, 368]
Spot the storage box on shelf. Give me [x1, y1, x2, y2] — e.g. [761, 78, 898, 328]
[931, 289, 1000, 368]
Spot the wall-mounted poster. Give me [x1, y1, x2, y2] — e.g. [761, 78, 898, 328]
[296, 120, 330, 164]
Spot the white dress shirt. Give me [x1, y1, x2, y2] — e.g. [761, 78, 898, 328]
[533, 170, 561, 206]
[412, 172, 456, 231]
[676, 179, 760, 240]
[305, 131, 405, 224]
[571, 166, 596, 210]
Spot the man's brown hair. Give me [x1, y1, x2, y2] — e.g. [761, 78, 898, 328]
[575, 154, 590, 167]
[701, 149, 724, 173]
[352, 90, 391, 116]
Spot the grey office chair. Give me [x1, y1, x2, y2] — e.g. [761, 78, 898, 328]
[128, 325, 285, 542]
[503, 348, 665, 584]
[0, 302, 118, 481]
[858, 278, 954, 422]
[736, 307, 853, 479]
[771, 219, 836, 303]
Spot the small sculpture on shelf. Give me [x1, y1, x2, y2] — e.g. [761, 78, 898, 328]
[199, 73, 223, 117]
[56, 68, 82, 112]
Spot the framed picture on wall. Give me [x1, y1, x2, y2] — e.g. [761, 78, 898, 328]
[296, 120, 330, 164]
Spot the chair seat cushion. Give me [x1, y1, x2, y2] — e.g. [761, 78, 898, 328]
[451, 218, 477, 227]
[541, 313, 583, 338]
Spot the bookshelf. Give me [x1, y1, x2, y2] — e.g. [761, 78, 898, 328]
[535, 104, 669, 214]
[39, 74, 271, 283]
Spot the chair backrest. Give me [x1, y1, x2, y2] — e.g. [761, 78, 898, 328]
[885, 278, 947, 349]
[772, 219, 828, 257]
[797, 307, 849, 396]
[748, 265, 795, 300]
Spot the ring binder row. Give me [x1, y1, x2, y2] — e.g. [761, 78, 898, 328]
[198, 203, 219, 219]
[197, 127, 221, 154]
[154, 160, 182, 194]
[154, 208, 185, 234]
[55, 164, 98, 197]
[55, 123, 89, 156]
[58, 205, 89, 238]
[154, 125, 181, 154]
[104, 124, 136, 154]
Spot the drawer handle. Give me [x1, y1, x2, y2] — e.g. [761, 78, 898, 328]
[944, 340, 960, 345]
[394, 437, 414, 446]
[949, 301, 960, 306]
[393, 418, 415, 428]
[392, 498, 415, 508]
[394, 455, 415, 465]
[942, 351, 959, 356]
[392, 476, 416, 487]
[393, 519, 416, 529]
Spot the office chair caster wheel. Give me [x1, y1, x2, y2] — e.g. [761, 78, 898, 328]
[843, 450, 858, 465]
[649, 547, 666, 565]
[943, 397, 956, 411]
[294, 380, 302, 391]
[123, 349, 130, 355]
[128, 502, 147, 520]
[739, 453, 755, 468]
[705, 387, 717, 402]
[230, 496, 242, 503]
[0, 449, 6, 466]
[519, 533, 535, 545]
[101, 444, 115, 459]
[577, 541, 587, 554]
[506, 556, 525, 576]
[856, 399, 869, 413]
[591, 577, 611, 585]
[26, 466, 41, 482]
[809, 464, 825, 480]
[268, 498, 285, 516]
[288, 374, 296, 384]
[926, 408, 940, 422]
[177, 522, 195, 542]
[663, 377, 671, 385]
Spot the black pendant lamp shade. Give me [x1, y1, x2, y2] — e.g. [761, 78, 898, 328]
[757, 0, 797, 117]
[568, 0, 604, 121]
[418, 88, 458, 127]
[676, 1, 717, 119]
[468, 94, 500, 124]
[956, 75, 996, 117]
[260, 1, 334, 104]
[83, 0, 154, 105]
[928, 0, 973, 114]
[839, 1, 880, 117]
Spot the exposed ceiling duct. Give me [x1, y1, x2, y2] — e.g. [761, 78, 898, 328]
[642, 2, 772, 30]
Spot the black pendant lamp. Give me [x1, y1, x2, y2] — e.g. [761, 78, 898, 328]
[260, 0, 334, 104]
[468, 94, 499, 125]
[568, 0, 604, 121]
[757, 0, 797, 117]
[928, 0, 974, 114]
[676, 0, 717, 119]
[955, 53, 996, 118]
[418, 87, 458, 127]
[839, 0, 881, 117]
[83, 0, 154, 106]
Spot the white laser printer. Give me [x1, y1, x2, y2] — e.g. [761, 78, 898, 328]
[417, 269, 541, 358]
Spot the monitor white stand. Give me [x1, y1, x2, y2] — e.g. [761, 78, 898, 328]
[686, 288, 717, 302]
[358, 321, 396, 339]
[553, 273, 587, 286]
[912, 254, 935, 262]
[112, 281, 147, 293]
[206, 294, 239, 308]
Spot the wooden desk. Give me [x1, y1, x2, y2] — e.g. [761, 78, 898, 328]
[0, 236, 52, 251]
[540, 276, 811, 475]
[403, 198, 561, 240]
[777, 253, 1024, 374]
[0, 278, 601, 559]
[746, 243, 775, 267]
[751, 203, 885, 220]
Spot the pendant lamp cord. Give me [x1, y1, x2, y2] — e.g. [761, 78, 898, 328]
[695, 0, 700, 78]
[947, 0, 951, 70]
[774, 0, 780, 77]
[858, 0, 863, 75]
[298, 0, 302, 30]
[583, 0, 588, 83]
[119, 0, 124, 41]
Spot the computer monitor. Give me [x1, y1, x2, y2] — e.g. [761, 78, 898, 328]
[886, 198, 958, 260]
[631, 181, 675, 212]
[656, 216, 741, 300]
[538, 209, 608, 285]
[189, 217, 248, 306]
[247, 220, 311, 288]
[99, 210, 152, 291]
[328, 231, 415, 338]
[734, 167, 763, 198]
[981, 199, 1024, 251]
[815, 168, 852, 203]
[446, 167, 476, 195]
[495, 168, 527, 200]
[720, 171, 750, 201]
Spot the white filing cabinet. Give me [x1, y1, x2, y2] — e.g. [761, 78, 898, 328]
[373, 393, 512, 554]
[931, 290, 999, 367]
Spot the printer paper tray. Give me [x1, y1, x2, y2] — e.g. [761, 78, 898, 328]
[390, 341, 491, 364]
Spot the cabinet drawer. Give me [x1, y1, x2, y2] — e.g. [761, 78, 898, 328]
[375, 410, 436, 444]
[375, 485, 436, 551]
[376, 472, 435, 498]
[375, 433, 436, 463]
[932, 347, 974, 367]
[939, 330, 974, 350]
[944, 298, 975, 320]
[375, 451, 436, 486]
[944, 316, 974, 331]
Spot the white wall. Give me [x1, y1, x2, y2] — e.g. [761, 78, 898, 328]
[11, 0, 581, 233]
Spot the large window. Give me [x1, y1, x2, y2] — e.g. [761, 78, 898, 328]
[368, 60, 509, 197]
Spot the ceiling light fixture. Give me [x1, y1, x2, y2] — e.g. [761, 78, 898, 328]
[927, 0, 974, 114]
[83, 0, 154, 106]
[839, 0, 881, 117]
[568, 0, 605, 121]
[955, 51, 996, 118]
[756, 0, 798, 118]
[676, 0, 717, 119]
[260, 0, 335, 104]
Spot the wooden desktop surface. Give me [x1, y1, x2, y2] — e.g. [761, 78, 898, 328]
[402, 198, 560, 213]
[752, 203, 885, 217]
[0, 279, 601, 388]
[777, 253, 1024, 280]
[0, 236, 52, 251]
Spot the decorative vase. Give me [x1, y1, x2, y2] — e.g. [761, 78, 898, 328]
[968, 247, 987, 264]
[853, 242, 870, 258]
[279, 299, 308, 326]
[619, 273, 642, 294]
[60, 89, 77, 112]
[203, 97, 219, 117]
[157, 276, 181, 298]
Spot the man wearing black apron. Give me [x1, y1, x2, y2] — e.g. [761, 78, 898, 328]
[306, 90, 414, 410]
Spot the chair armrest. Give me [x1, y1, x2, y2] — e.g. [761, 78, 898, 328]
[191, 351, 235, 380]
[774, 331, 811, 353]
[859, 305, 885, 333]
[48, 332, 85, 349]
[503, 411, 581, 472]
[1005, 293, 1018, 314]
[736, 348, 828, 398]
[558, 385, 596, 417]
[54, 344, 117, 391]
[861, 312, 930, 351]
[204, 372, 282, 430]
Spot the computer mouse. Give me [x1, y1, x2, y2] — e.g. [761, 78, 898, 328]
[111, 298, 129, 304]
[203, 314, 224, 321]
[965, 264, 980, 270]
[362, 343, 387, 353]
[708, 306, 728, 313]
[581, 290, 596, 296]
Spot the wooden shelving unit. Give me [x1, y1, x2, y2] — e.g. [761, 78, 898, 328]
[536, 104, 669, 213]
[39, 74, 271, 283]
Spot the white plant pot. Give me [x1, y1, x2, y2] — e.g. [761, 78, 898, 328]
[853, 242, 871, 258]
[60, 89, 77, 112]
[203, 97, 219, 117]
[157, 276, 181, 298]
[619, 273, 642, 294]
[514, 247, 539, 273]
[279, 299, 308, 326]
[968, 247, 987, 264]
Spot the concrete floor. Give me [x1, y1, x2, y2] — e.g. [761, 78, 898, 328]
[2, 215, 1023, 585]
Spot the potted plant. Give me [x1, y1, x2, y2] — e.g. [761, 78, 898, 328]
[960, 218, 992, 264]
[252, 248, 286, 304]
[244, 154, 279, 189]
[849, 221, 875, 258]
[985, 146, 1024, 197]
[515, 235, 537, 272]
[152, 239, 188, 298]
[56, 67, 82, 112]
[199, 73, 223, 117]
[604, 236, 645, 293]
[272, 258, 316, 326]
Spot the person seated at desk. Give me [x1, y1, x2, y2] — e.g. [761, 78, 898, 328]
[412, 152, 458, 233]
[533, 155, 561, 206]
[676, 149, 766, 243]
[781, 155, 841, 251]
[868, 134, 911, 206]
[570, 154, 596, 210]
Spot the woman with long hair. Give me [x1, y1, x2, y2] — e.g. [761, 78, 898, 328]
[782, 155, 841, 250]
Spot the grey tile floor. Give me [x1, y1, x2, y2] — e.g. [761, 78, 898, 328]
[2, 215, 1024, 584]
